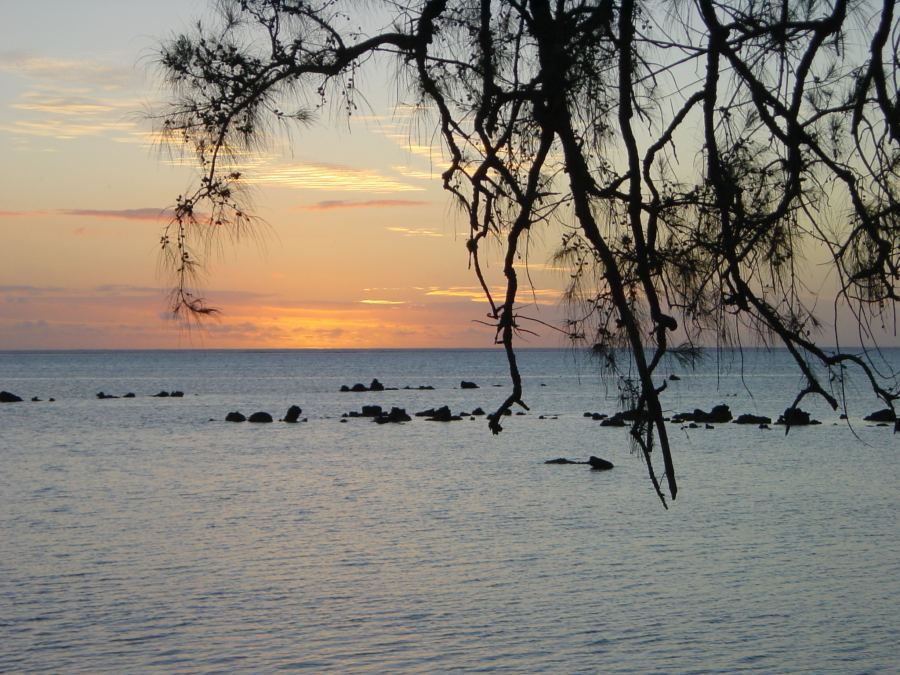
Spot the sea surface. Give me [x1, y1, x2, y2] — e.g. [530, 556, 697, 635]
[1, 348, 898, 673]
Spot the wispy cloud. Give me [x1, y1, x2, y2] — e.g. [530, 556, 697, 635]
[244, 162, 423, 192]
[359, 299, 406, 305]
[0, 118, 137, 140]
[422, 286, 562, 304]
[12, 90, 141, 116]
[0, 208, 174, 222]
[386, 226, 443, 238]
[299, 199, 430, 211]
[0, 52, 132, 87]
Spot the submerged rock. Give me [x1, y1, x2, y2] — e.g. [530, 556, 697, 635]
[374, 407, 412, 424]
[733, 413, 772, 425]
[673, 404, 732, 424]
[864, 408, 895, 422]
[225, 411, 246, 422]
[776, 407, 820, 426]
[588, 456, 614, 471]
[248, 411, 273, 423]
[283, 405, 303, 423]
[545, 457, 588, 465]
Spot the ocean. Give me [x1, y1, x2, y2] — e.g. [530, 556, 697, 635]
[1, 348, 898, 673]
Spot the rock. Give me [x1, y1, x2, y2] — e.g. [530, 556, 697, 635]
[123, 392, 136, 398]
[374, 407, 412, 424]
[672, 404, 732, 424]
[170, 391, 184, 398]
[152, 391, 171, 397]
[283, 405, 303, 423]
[733, 413, 772, 425]
[369, 378, 385, 392]
[426, 405, 461, 422]
[248, 412, 273, 423]
[600, 416, 626, 427]
[340, 385, 350, 392]
[545, 457, 586, 464]
[864, 408, 895, 422]
[1, 391, 23, 403]
[588, 456, 614, 471]
[471, 407, 486, 416]
[776, 407, 820, 426]
[759, 423, 770, 429]
[583, 412, 593, 417]
[350, 383, 367, 393]
[225, 411, 246, 422]
[96, 392, 119, 399]
[460, 380, 479, 389]
[49, 398, 55, 402]
[361, 405, 383, 418]
[31, 396, 41, 402]
[668, 374, 681, 381]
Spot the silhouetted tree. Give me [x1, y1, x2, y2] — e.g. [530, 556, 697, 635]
[156, 0, 900, 504]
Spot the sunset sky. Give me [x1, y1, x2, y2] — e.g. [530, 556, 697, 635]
[0, 0, 569, 349]
[1, 2, 896, 350]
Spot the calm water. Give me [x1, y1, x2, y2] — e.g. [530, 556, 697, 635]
[1, 348, 898, 673]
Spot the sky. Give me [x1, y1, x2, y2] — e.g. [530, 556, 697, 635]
[0, 0, 569, 350]
[0, 2, 896, 351]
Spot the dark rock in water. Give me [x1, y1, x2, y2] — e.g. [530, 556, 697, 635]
[339, 418, 348, 423]
[705, 424, 714, 429]
[374, 407, 412, 424]
[123, 392, 136, 398]
[864, 408, 896, 422]
[687, 422, 700, 429]
[426, 405, 461, 422]
[361, 405, 383, 418]
[515, 411, 526, 416]
[369, 378, 385, 392]
[283, 405, 303, 423]
[415, 407, 436, 417]
[49, 398, 55, 402]
[152, 390, 170, 397]
[600, 415, 626, 427]
[96, 392, 119, 399]
[734, 413, 772, 425]
[759, 423, 770, 429]
[588, 456, 614, 471]
[248, 411, 273, 423]
[31, 396, 41, 402]
[350, 383, 367, 393]
[583, 412, 593, 417]
[545, 457, 587, 465]
[225, 411, 246, 422]
[471, 407, 486, 416]
[839, 413, 848, 420]
[668, 373, 681, 381]
[340, 385, 350, 392]
[1, 390, 23, 403]
[170, 391, 184, 398]
[460, 380, 479, 389]
[673, 404, 732, 424]
[776, 407, 820, 426]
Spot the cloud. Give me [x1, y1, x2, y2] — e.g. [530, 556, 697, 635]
[359, 299, 406, 305]
[244, 162, 423, 192]
[422, 286, 561, 304]
[386, 226, 443, 238]
[0, 117, 137, 140]
[0, 208, 175, 222]
[0, 52, 132, 87]
[299, 198, 430, 211]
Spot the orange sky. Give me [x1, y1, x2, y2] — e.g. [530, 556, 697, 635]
[0, 1, 575, 349]
[1, 2, 896, 350]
